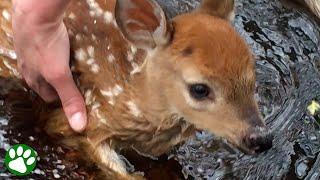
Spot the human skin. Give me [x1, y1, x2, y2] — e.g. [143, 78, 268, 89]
[12, 0, 87, 132]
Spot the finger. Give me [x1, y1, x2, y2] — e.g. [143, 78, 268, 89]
[21, 68, 58, 102]
[37, 77, 59, 102]
[46, 71, 87, 132]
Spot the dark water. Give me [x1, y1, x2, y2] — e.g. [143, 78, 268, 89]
[1, 0, 320, 179]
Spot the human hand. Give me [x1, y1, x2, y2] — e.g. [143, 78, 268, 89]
[12, 0, 87, 132]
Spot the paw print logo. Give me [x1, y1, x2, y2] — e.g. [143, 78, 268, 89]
[4, 144, 38, 176]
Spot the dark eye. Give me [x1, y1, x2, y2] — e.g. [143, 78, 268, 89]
[189, 84, 211, 100]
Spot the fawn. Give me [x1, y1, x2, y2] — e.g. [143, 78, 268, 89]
[303, 0, 320, 18]
[0, 0, 276, 179]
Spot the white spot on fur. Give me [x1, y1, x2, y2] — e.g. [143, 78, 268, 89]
[68, 13, 76, 20]
[107, 54, 115, 63]
[127, 52, 134, 62]
[84, 26, 88, 32]
[85, 90, 93, 105]
[113, 85, 123, 96]
[95, 109, 108, 125]
[86, 58, 95, 65]
[100, 89, 113, 97]
[86, 0, 104, 17]
[96, 9, 103, 16]
[103, 11, 113, 24]
[2, 10, 11, 21]
[108, 99, 115, 106]
[130, 62, 142, 75]
[0, 48, 17, 60]
[87, 46, 95, 57]
[75, 48, 87, 61]
[127, 45, 137, 62]
[126, 101, 141, 117]
[131, 45, 137, 54]
[89, 11, 95, 17]
[100, 85, 123, 97]
[100, 85, 123, 106]
[100, 118, 108, 125]
[91, 102, 101, 110]
[9, 51, 17, 60]
[76, 34, 82, 41]
[92, 34, 97, 41]
[91, 64, 100, 74]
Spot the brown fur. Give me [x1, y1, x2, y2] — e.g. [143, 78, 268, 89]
[197, 0, 235, 20]
[304, 0, 320, 18]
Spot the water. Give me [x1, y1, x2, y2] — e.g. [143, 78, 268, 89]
[1, 0, 320, 179]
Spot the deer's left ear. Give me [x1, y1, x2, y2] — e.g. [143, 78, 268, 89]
[196, 0, 235, 21]
[115, 0, 172, 50]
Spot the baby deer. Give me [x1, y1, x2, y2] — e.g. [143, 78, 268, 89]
[303, 0, 320, 18]
[0, 0, 273, 179]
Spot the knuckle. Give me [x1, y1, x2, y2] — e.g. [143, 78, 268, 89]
[62, 96, 85, 113]
[44, 67, 70, 83]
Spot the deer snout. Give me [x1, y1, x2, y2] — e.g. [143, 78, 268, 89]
[243, 127, 273, 154]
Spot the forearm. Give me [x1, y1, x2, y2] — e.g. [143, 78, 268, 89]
[12, 0, 70, 25]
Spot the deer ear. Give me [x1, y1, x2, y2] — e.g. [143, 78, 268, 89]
[197, 0, 235, 21]
[115, 0, 172, 50]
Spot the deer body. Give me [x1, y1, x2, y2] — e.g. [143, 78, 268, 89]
[0, 0, 278, 179]
[305, 0, 320, 18]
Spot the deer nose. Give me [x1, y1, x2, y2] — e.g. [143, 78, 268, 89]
[244, 128, 273, 154]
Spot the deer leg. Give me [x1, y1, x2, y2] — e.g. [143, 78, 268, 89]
[81, 140, 145, 180]
[43, 109, 144, 179]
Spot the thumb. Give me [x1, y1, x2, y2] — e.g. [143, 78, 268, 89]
[47, 72, 87, 132]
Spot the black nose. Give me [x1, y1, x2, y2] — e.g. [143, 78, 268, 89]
[244, 130, 273, 154]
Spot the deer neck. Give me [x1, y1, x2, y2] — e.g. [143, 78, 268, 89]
[116, 50, 174, 128]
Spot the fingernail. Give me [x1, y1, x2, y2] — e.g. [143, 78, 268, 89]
[70, 112, 87, 132]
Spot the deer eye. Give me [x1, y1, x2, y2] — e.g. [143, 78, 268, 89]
[189, 84, 211, 100]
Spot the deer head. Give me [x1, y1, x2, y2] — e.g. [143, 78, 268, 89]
[115, 0, 273, 154]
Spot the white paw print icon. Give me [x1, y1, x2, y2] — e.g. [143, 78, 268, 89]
[5, 144, 37, 176]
